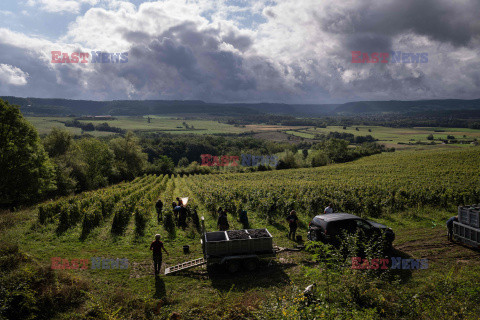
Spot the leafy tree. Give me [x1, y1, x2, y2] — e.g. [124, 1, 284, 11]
[68, 138, 114, 190]
[177, 157, 189, 167]
[43, 128, 72, 157]
[276, 151, 298, 170]
[0, 99, 56, 206]
[302, 149, 309, 159]
[145, 156, 175, 175]
[110, 131, 147, 180]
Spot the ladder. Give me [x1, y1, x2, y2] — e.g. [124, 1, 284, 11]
[164, 257, 206, 275]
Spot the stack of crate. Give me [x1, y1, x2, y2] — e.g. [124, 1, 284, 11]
[458, 204, 480, 228]
[455, 204, 480, 247]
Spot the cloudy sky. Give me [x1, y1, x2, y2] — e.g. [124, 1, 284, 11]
[0, 0, 479, 103]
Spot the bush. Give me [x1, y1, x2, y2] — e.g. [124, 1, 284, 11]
[163, 212, 176, 239]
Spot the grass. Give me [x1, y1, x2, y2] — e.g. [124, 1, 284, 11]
[25, 116, 313, 137]
[3, 188, 480, 319]
[292, 125, 480, 149]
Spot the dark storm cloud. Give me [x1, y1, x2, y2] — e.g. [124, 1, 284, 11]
[320, 0, 480, 47]
[0, 43, 80, 98]
[95, 22, 262, 100]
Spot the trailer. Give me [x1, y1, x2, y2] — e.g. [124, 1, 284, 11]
[201, 229, 276, 273]
[453, 204, 480, 248]
[164, 218, 277, 275]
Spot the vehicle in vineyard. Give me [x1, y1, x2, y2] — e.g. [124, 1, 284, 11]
[307, 213, 395, 247]
[164, 219, 276, 275]
[453, 204, 480, 248]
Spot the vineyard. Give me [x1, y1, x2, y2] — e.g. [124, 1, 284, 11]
[11, 145, 480, 319]
[36, 147, 480, 240]
[185, 147, 480, 220]
[38, 175, 168, 238]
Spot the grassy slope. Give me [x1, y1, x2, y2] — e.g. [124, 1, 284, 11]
[2, 148, 480, 319]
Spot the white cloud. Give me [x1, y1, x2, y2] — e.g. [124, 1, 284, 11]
[0, 64, 29, 86]
[0, 0, 479, 102]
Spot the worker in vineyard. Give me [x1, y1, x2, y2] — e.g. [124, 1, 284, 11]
[446, 216, 458, 241]
[324, 203, 334, 214]
[155, 198, 163, 223]
[217, 210, 229, 231]
[178, 205, 188, 229]
[176, 197, 183, 206]
[239, 210, 249, 229]
[286, 210, 299, 240]
[150, 234, 169, 276]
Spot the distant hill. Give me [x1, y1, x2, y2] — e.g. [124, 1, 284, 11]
[1, 96, 479, 116]
[334, 99, 480, 114]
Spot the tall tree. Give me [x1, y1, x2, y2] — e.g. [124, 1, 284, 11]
[0, 99, 56, 206]
[110, 131, 147, 181]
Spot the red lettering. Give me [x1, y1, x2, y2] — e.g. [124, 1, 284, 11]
[362, 52, 371, 63]
[51, 51, 61, 63]
[71, 52, 79, 63]
[351, 257, 362, 269]
[370, 52, 379, 63]
[61, 53, 71, 63]
[71, 259, 79, 269]
[351, 51, 362, 63]
[380, 52, 389, 63]
[220, 156, 229, 166]
[200, 154, 212, 166]
[51, 257, 62, 269]
[62, 258, 70, 269]
[80, 259, 89, 269]
[379, 258, 389, 269]
[212, 156, 220, 166]
[79, 52, 89, 63]
[230, 156, 239, 166]
[369, 258, 379, 269]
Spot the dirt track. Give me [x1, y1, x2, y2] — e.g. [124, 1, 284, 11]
[395, 227, 480, 264]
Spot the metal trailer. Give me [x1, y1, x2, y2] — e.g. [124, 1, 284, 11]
[453, 204, 480, 248]
[201, 229, 276, 273]
[453, 221, 480, 248]
[165, 217, 276, 275]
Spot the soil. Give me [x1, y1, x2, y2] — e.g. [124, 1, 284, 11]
[247, 229, 270, 238]
[227, 230, 250, 240]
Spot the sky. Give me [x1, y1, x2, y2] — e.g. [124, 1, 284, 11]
[0, 0, 479, 103]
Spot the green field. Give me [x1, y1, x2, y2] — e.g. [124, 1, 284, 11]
[25, 116, 309, 136]
[2, 147, 480, 319]
[287, 126, 480, 148]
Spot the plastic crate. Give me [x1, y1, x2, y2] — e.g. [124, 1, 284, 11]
[468, 209, 480, 228]
[458, 206, 470, 225]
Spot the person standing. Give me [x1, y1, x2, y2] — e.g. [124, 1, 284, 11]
[155, 198, 163, 223]
[239, 210, 249, 229]
[324, 203, 334, 214]
[217, 210, 229, 231]
[178, 205, 188, 229]
[286, 210, 299, 240]
[446, 216, 458, 241]
[150, 234, 169, 275]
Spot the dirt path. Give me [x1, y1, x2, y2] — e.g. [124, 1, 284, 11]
[395, 227, 480, 264]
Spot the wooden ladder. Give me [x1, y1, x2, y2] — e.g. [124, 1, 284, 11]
[164, 257, 206, 275]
